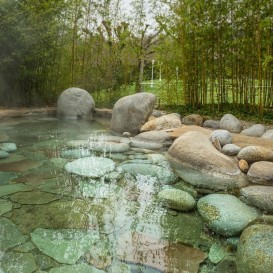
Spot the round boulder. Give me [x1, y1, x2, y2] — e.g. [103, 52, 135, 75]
[197, 194, 261, 236]
[247, 161, 273, 185]
[140, 113, 181, 132]
[157, 188, 196, 211]
[237, 146, 273, 163]
[182, 114, 204, 126]
[203, 120, 220, 130]
[0, 143, 17, 153]
[57, 87, 95, 119]
[110, 92, 156, 135]
[240, 186, 273, 213]
[241, 124, 266, 137]
[261, 129, 273, 140]
[220, 114, 242, 133]
[0, 150, 9, 159]
[237, 224, 273, 273]
[210, 130, 232, 146]
[167, 131, 247, 190]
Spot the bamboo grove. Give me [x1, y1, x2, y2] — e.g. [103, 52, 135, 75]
[0, 0, 273, 117]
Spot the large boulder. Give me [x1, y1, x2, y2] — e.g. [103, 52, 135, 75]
[57, 87, 95, 119]
[237, 224, 273, 273]
[237, 146, 273, 163]
[166, 131, 247, 190]
[197, 194, 261, 236]
[240, 186, 273, 213]
[241, 124, 266, 137]
[110, 92, 156, 135]
[140, 113, 181, 132]
[247, 161, 273, 185]
[220, 114, 242, 133]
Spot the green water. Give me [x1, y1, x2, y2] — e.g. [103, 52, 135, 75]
[0, 117, 222, 273]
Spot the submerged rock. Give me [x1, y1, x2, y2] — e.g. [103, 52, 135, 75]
[0, 159, 43, 172]
[0, 150, 9, 159]
[31, 228, 100, 264]
[0, 171, 18, 185]
[60, 148, 91, 159]
[237, 224, 273, 273]
[0, 218, 28, 251]
[0, 142, 17, 152]
[0, 198, 13, 216]
[0, 183, 30, 198]
[167, 131, 247, 190]
[65, 156, 115, 178]
[197, 194, 261, 236]
[110, 92, 156, 135]
[157, 188, 196, 211]
[49, 264, 106, 273]
[0, 252, 37, 273]
[130, 139, 163, 150]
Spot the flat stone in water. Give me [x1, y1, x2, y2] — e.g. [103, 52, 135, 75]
[0, 171, 18, 185]
[0, 183, 30, 197]
[0, 154, 25, 163]
[9, 191, 61, 205]
[0, 133, 9, 142]
[208, 243, 228, 264]
[0, 218, 28, 251]
[0, 142, 17, 152]
[0, 159, 43, 172]
[0, 252, 37, 273]
[0, 198, 13, 216]
[14, 242, 36, 252]
[49, 263, 106, 273]
[65, 156, 115, 178]
[119, 161, 177, 184]
[31, 228, 100, 264]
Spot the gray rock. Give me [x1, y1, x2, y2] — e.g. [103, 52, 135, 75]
[65, 157, 115, 178]
[66, 140, 88, 148]
[0, 150, 9, 159]
[89, 141, 130, 153]
[60, 149, 91, 159]
[130, 139, 163, 150]
[140, 113, 182, 132]
[261, 129, 273, 139]
[31, 228, 100, 264]
[237, 146, 273, 163]
[213, 257, 237, 273]
[222, 144, 241, 156]
[208, 243, 228, 264]
[203, 120, 220, 129]
[0, 142, 17, 152]
[158, 188, 196, 211]
[241, 124, 266, 137]
[210, 130, 232, 146]
[57, 87, 95, 119]
[167, 132, 247, 190]
[0, 171, 18, 185]
[197, 194, 261, 236]
[110, 92, 156, 135]
[240, 186, 273, 212]
[182, 114, 204, 126]
[247, 161, 273, 185]
[220, 114, 242, 133]
[237, 224, 273, 273]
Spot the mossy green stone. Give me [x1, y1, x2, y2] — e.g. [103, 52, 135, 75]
[49, 263, 106, 273]
[0, 198, 13, 215]
[158, 188, 196, 211]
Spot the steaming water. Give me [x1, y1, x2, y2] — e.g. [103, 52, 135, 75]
[0, 117, 208, 273]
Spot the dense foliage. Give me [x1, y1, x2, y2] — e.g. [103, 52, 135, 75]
[0, 0, 272, 117]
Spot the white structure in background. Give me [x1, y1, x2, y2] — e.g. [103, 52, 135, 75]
[151, 59, 155, 87]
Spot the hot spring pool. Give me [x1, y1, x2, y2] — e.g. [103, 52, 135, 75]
[0, 116, 234, 273]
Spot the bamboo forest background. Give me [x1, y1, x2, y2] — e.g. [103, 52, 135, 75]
[0, 0, 273, 117]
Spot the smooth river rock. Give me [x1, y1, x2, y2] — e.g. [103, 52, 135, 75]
[182, 114, 203, 126]
[237, 145, 273, 163]
[241, 124, 266, 137]
[210, 129, 232, 146]
[222, 144, 241, 156]
[167, 131, 247, 190]
[0, 142, 17, 152]
[237, 224, 273, 273]
[247, 161, 273, 185]
[240, 186, 273, 212]
[110, 92, 156, 135]
[197, 194, 261, 236]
